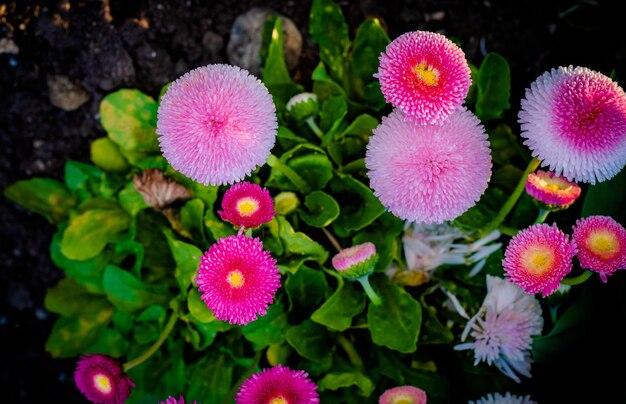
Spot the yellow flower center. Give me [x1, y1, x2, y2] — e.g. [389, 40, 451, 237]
[587, 230, 619, 259]
[521, 244, 555, 275]
[226, 270, 245, 288]
[93, 374, 112, 394]
[236, 197, 259, 216]
[538, 176, 571, 192]
[413, 62, 439, 86]
[269, 396, 288, 404]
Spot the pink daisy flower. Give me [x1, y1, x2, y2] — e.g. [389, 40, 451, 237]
[572, 215, 626, 282]
[160, 396, 197, 404]
[219, 181, 276, 229]
[157, 64, 277, 186]
[502, 223, 576, 297]
[196, 235, 280, 325]
[519, 66, 626, 184]
[455, 276, 543, 383]
[74, 354, 135, 404]
[379, 385, 427, 404]
[376, 30, 471, 125]
[525, 170, 581, 209]
[365, 108, 492, 224]
[235, 365, 319, 404]
[332, 242, 377, 281]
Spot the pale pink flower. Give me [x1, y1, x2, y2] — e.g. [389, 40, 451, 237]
[379, 385, 427, 404]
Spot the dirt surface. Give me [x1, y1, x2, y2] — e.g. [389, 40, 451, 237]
[1, 0, 624, 401]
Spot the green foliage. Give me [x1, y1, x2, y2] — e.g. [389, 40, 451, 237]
[4, 178, 75, 223]
[475, 53, 511, 121]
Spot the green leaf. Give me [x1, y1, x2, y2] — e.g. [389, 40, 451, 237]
[420, 304, 454, 344]
[312, 62, 349, 101]
[362, 81, 387, 111]
[338, 114, 379, 139]
[99, 89, 159, 152]
[164, 229, 203, 292]
[309, 0, 350, 81]
[475, 53, 511, 121]
[64, 160, 103, 201]
[454, 186, 508, 231]
[45, 278, 112, 317]
[319, 95, 348, 145]
[268, 148, 335, 192]
[285, 266, 328, 310]
[276, 216, 328, 263]
[90, 137, 130, 172]
[242, 302, 289, 349]
[330, 173, 385, 237]
[318, 372, 375, 397]
[204, 208, 236, 242]
[45, 308, 114, 358]
[60, 207, 130, 260]
[4, 178, 75, 223]
[311, 275, 366, 331]
[299, 191, 340, 228]
[262, 16, 302, 102]
[186, 352, 234, 403]
[353, 212, 404, 272]
[184, 321, 225, 351]
[181, 198, 206, 242]
[187, 288, 215, 323]
[350, 18, 390, 82]
[102, 265, 169, 313]
[488, 124, 519, 165]
[286, 319, 332, 363]
[118, 182, 149, 217]
[86, 326, 129, 358]
[368, 276, 422, 353]
[582, 168, 626, 223]
[465, 63, 479, 105]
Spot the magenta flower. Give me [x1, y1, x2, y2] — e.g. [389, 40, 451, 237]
[572, 216, 626, 282]
[376, 30, 471, 125]
[519, 66, 626, 184]
[157, 64, 277, 186]
[219, 181, 275, 229]
[525, 170, 581, 210]
[455, 276, 543, 383]
[160, 396, 197, 404]
[236, 365, 319, 404]
[366, 108, 491, 223]
[332, 242, 377, 281]
[196, 235, 280, 325]
[379, 385, 427, 404]
[74, 354, 135, 404]
[503, 224, 576, 297]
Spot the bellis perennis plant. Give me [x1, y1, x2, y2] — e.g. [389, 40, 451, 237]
[5, 0, 626, 402]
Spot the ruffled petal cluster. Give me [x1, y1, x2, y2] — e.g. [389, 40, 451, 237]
[219, 181, 276, 229]
[573, 215, 626, 282]
[332, 242, 378, 281]
[379, 385, 427, 404]
[525, 170, 581, 209]
[74, 354, 135, 404]
[236, 365, 319, 404]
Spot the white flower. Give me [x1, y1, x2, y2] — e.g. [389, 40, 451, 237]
[386, 222, 502, 286]
[455, 276, 543, 383]
[470, 392, 536, 404]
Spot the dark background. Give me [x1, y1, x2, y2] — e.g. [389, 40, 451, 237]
[1, 0, 625, 402]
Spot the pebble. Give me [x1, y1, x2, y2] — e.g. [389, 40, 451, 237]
[227, 7, 302, 77]
[0, 37, 19, 55]
[46, 75, 90, 111]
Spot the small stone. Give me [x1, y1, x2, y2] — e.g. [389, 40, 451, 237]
[227, 7, 302, 77]
[0, 37, 19, 55]
[47, 75, 90, 111]
[431, 11, 445, 21]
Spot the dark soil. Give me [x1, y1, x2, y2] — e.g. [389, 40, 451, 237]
[1, 0, 624, 402]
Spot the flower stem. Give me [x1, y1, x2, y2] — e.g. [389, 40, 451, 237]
[561, 270, 593, 286]
[498, 224, 519, 237]
[123, 312, 178, 372]
[266, 154, 311, 194]
[357, 275, 382, 306]
[305, 117, 325, 140]
[478, 157, 541, 238]
[322, 227, 342, 253]
[534, 209, 550, 224]
[336, 334, 365, 371]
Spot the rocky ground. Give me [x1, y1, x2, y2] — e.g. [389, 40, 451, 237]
[1, 0, 624, 401]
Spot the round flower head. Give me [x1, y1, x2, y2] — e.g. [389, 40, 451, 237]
[160, 396, 196, 404]
[525, 170, 581, 210]
[572, 215, 626, 282]
[379, 385, 427, 404]
[157, 64, 277, 186]
[236, 365, 319, 404]
[503, 224, 576, 297]
[332, 242, 378, 281]
[74, 354, 135, 404]
[366, 108, 492, 223]
[286, 92, 319, 121]
[519, 66, 626, 184]
[196, 235, 280, 325]
[470, 392, 536, 404]
[219, 181, 276, 229]
[376, 30, 471, 125]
